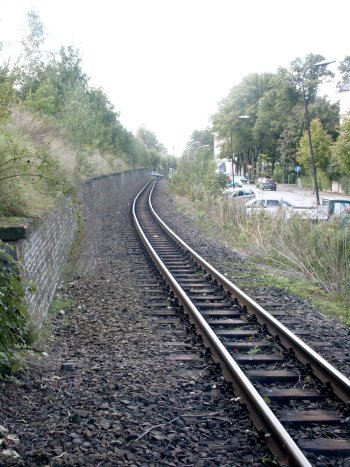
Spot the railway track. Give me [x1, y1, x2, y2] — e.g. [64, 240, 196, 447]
[132, 180, 350, 466]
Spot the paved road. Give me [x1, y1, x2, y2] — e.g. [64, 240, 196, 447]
[245, 183, 350, 207]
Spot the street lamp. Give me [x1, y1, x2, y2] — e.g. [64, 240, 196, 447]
[300, 60, 335, 205]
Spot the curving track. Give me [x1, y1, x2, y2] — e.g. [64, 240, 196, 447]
[132, 180, 350, 466]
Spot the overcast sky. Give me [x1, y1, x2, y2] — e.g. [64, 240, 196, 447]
[0, 0, 349, 155]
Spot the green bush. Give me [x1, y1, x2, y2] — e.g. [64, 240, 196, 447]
[0, 243, 30, 377]
[340, 176, 350, 195]
[0, 126, 75, 216]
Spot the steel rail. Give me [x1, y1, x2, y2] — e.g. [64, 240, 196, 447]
[132, 181, 312, 467]
[148, 183, 350, 405]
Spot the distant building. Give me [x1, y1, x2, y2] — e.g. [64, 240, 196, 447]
[212, 134, 234, 179]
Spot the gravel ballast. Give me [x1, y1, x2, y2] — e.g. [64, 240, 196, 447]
[0, 179, 274, 466]
[1, 178, 350, 466]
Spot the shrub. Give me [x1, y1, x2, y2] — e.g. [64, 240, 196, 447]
[0, 242, 30, 377]
[0, 126, 75, 216]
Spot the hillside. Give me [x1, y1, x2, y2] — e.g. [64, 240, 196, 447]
[0, 106, 131, 218]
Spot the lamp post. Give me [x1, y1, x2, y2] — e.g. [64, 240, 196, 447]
[300, 79, 320, 204]
[299, 60, 335, 205]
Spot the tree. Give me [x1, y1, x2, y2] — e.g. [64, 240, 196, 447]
[308, 97, 340, 140]
[15, 9, 47, 98]
[136, 126, 167, 154]
[331, 120, 350, 174]
[338, 56, 350, 89]
[297, 119, 332, 174]
[211, 73, 275, 178]
[0, 64, 15, 122]
[277, 105, 305, 181]
[0, 130, 74, 215]
[253, 68, 299, 171]
[289, 53, 334, 104]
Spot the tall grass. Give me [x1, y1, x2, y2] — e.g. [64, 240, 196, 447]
[170, 181, 350, 302]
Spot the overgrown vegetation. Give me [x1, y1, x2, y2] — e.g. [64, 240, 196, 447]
[0, 127, 75, 216]
[170, 167, 350, 322]
[0, 243, 30, 377]
[174, 52, 350, 322]
[0, 9, 177, 376]
[0, 10, 176, 217]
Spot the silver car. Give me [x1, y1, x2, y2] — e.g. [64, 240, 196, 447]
[246, 198, 293, 215]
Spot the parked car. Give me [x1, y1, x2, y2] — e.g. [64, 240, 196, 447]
[246, 198, 293, 215]
[256, 178, 277, 191]
[228, 188, 256, 201]
[321, 198, 350, 218]
[227, 180, 243, 188]
[239, 176, 250, 183]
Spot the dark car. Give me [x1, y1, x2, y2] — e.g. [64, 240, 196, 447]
[257, 178, 277, 191]
[227, 180, 242, 188]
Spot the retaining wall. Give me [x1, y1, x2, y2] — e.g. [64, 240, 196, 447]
[6, 169, 148, 327]
[14, 197, 77, 326]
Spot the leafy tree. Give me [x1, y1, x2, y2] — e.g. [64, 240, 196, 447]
[118, 129, 141, 166]
[254, 69, 299, 170]
[0, 64, 15, 122]
[137, 126, 160, 151]
[184, 129, 214, 161]
[15, 9, 47, 99]
[50, 46, 88, 109]
[212, 72, 277, 177]
[87, 87, 121, 153]
[0, 131, 74, 215]
[338, 56, 350, 89]
[297, 119, 332, 175]
[308, 97, 340, 140]
[23, 46, 88, 117]
[212, 72, 274, 152]
[136, 126, 171, 170]
[331, 120, 350, 175]
[289, 53, 334, 104]
[276, 105, 304, 182]
[159, 154, 177, 175]
[24, 79, 57, 115]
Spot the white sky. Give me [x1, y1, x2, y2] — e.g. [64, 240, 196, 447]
[0, 0, 349, 156]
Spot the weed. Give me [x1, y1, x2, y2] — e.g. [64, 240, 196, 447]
[248, 346, 262, 355]
[50, 297, 74, 316]
[169, 183, 350, 321]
